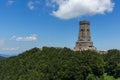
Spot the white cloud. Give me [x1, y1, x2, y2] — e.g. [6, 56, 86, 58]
[7, 0, 14, 6]
[11, 34, 38, 42]
[3, 47, 19, 51]
[46, 0, 55, 8]
[51, 0, 114, 19]
[28, 1, 35, 10]
[0, 40, 4, 45]
[27, 0, 41, 10]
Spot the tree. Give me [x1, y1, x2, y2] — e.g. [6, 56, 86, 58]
[104, 49, 120, 78]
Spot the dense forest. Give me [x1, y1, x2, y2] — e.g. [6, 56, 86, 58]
[0, 47, 120, 80]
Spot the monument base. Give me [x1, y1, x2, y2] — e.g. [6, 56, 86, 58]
[74, 41, 96, 51]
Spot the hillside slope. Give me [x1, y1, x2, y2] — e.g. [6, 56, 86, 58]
[0, 47, 120, 80]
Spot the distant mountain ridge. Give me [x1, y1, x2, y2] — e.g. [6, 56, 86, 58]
[0, 56, 5, 59]
[0, 53, 17, 57]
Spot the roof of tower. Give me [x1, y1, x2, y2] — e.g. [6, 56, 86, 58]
[80, 21, 90, 25]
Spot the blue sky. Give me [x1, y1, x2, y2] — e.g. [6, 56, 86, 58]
[0, 0, 120, 56]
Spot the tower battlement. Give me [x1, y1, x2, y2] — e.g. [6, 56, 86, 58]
[80, 21, 90, 25]
[74, 21, 96, 51]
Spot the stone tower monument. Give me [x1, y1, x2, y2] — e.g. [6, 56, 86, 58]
[74, 21, 96, 51]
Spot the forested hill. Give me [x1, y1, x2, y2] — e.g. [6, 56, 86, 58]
[0, 47, 120, 80]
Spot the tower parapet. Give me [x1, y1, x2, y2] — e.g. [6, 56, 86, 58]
[80, 21, 90, 25]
